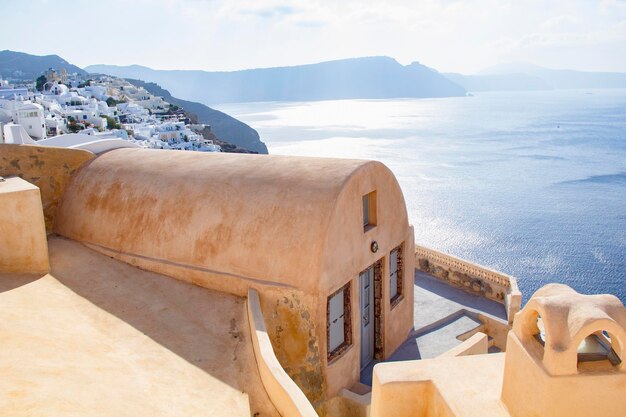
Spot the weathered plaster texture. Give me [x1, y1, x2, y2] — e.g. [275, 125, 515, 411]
[0, 144, 94, 231]
[260, 288, 326, 411]
[418, 258, 503, 300]
[248, 289, 318, 417]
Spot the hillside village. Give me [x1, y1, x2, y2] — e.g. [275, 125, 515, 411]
[0, 67, 253, 153]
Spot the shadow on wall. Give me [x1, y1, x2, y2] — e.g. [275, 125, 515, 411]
[46, 237, 279, 417]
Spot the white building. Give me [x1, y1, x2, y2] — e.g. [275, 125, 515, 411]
[65, 109, 107, 130]
[0, 87, 29, 100]
[44, 82, 69, 96]
[45, 113, 67, 136]
[12, 102, 46, 140]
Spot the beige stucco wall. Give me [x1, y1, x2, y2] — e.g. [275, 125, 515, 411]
[502, 334, 626, 417]
[54, 148, 415, 409]
[320, 158, 415, 398]
[0, 144, 95, 232]
[0, 176, 49, 274]
[56, 149, 366, 293]
[501, 284, 626, 417]
[370, 354, 508, 417]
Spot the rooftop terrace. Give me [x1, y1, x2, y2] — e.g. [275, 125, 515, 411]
[0, 236, 278, 416]
[361, 270, 508, 385]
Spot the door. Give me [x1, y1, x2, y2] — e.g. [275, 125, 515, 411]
[360, 266, 375, 368]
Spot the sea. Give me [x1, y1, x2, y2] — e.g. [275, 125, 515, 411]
[215, 90, 626, 303]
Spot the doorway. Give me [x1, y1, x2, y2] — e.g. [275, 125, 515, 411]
[360, 259, 383, 369]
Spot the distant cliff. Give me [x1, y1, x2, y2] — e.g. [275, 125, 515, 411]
[0, 50, 87, 80]
[125, 79, 268, 154]
[445, 66, 626, 92]
[86, 57, 466, 105]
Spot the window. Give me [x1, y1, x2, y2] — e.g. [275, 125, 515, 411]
[363, 191, 377, 231]
[327, 282, 352, 361]
[577, 331, 622, 369]
[390, 244, 404, 307]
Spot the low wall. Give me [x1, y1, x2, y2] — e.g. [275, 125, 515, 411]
[247, 289, 318, 417]
[438, 332, 488, 358]
[415, 245, 521, 323]
[0, 177, 49, 274]
[0, 144, 95, 232]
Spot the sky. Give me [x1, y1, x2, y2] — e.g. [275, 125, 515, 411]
[1, 0, 626, 74]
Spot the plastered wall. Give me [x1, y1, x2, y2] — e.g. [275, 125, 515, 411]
[0, 177, 49, 273]
[0, 144, 94, 232]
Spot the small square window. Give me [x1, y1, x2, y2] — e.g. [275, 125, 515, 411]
[327, 282, 352, 361]
[363, 191, 377, 231]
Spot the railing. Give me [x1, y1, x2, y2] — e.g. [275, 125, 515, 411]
[415, 246, 511, 288]
[415, 245, 521, 323]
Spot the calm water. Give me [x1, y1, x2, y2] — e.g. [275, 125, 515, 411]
[216, 90, 626, 303]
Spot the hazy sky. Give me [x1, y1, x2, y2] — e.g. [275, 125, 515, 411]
[1, 0, 626, 73]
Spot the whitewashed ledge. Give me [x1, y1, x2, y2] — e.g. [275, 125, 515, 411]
[414, 245, 521, 323]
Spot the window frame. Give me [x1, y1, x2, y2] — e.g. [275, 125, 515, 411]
[327, 281, 352, 362]
[390, 243, 404, 308]
[363, 191, 377, 232]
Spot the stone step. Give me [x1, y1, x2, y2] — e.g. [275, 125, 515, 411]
[456, 322, 487, 342]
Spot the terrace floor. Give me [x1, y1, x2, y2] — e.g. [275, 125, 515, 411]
[360, 270, 508, 386]
[0, 236, 278, 417]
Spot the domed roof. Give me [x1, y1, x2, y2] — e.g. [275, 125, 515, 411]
[56, 148, 403, 293]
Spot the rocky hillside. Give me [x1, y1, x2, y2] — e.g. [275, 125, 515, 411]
[125, 79, 268, 154]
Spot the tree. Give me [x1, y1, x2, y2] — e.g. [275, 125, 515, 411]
[35, 75, 47, 92]
[67, 117, 84, 133]
[105, 116, 121, 130]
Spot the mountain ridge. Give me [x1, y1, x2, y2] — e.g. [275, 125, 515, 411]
[86, 56, 467, 105]
[445, 64, 626, 92]
[0, 50, 86, 79]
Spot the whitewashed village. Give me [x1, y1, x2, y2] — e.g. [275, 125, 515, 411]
[0, 67, 221, 152]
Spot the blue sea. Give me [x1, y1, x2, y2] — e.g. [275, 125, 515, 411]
[215, 90, 626, 303]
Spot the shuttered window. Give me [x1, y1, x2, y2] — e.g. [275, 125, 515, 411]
[390, 249, 398, 299]
[327, 282, 352, 361]
[390, 244, 403, 307]
[328, 289, 345, 352]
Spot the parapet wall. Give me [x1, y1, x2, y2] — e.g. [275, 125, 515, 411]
[0, 144, 94, 232]
[0, 176, 49, 274]
[415, 245, 521, 322]
[247, 289, 319, 417]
